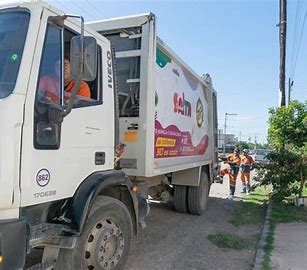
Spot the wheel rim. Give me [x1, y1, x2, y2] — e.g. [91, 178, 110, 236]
[85, 219, 125, 270]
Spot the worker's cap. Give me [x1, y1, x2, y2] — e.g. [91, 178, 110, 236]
[242, 149, 249, 154]
[234, 148, 240, 153]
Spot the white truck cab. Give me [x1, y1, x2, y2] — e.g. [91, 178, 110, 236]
[0, 1, 219, 269]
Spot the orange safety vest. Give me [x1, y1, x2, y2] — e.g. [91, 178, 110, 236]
[227, 154, 241, 166]
[241, 155, 254, 165]
[65, 80, 91, 98]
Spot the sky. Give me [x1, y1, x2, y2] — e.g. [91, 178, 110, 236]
[49, 0, 307, 144]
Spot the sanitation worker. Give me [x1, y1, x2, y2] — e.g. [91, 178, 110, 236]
[240, 149, 254, 195]
[220, 148, 241, 199]
[39, 56, 90, 104]
[63, 57, 91, 99]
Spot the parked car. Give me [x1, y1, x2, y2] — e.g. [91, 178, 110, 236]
[251, 149, 271, 164]
[248, 149, 256, 155]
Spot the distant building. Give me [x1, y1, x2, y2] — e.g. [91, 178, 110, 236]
[218, 129, 238, 152]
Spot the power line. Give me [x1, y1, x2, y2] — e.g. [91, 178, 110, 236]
[289, 0, 302, 76]
[291, 11, 307, 79]
[53, 0, 75, 14]
[71, 1, 98, 21]
[86, 0, 104, 20]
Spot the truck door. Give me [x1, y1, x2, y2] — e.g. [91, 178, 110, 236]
[20, 9, 114, 207]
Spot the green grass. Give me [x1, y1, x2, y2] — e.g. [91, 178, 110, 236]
[230, 202, 266, 226]
[207, 232, 250, 250]
[246, 185, 270, 204]
[271, 202, 307, 223]
[208, 187, 268, 254]
[230, 186, 269, 227]
[262, 222, 275, 270]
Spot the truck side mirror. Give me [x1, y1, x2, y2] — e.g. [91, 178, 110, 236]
[70, 36, 97, 81]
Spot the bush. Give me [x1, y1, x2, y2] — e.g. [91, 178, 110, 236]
[255, 101, 307, 202]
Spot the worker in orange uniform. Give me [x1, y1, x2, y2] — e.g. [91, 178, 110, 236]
[240, 149, 254, 195]
[39, 57, 90, 103]
[220, 148, 241, 199]
[63, 57, 90, 99]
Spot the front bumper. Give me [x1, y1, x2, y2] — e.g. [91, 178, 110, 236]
[0, 219, 27, 270]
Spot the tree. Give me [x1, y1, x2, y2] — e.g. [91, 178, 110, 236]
[235, 141, 249, 150]
[255, 100, 307, 202]
[268, 100, 306, 150]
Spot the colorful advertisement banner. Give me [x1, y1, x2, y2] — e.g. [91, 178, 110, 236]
[155, 47, 210, 159]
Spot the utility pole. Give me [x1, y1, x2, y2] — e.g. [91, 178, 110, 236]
[224, 115, 227, 155]
[218, 129, 221, 151]
[223, 112, 237, 155]
[278, 0, 287, 107]
[288, 78, 294, 105]
[239, 131, 241, 142]
[254, 134, 257, 148]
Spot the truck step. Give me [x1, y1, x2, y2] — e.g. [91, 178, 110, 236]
[30, 223, 70, 247]
[25, 261, 55, 270]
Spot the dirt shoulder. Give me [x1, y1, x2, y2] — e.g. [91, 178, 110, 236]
[25, 175, 266, 270]
[125, 179, 265, 270]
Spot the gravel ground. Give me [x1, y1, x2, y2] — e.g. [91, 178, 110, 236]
[26, 172, 262, 270]
[125, 177, 260, 270]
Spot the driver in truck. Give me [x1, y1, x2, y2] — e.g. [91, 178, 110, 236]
[63, 56, 91, 99]
[38, 54, 90, 103]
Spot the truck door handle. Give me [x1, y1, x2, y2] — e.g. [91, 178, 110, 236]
[95, 152, 105, 165]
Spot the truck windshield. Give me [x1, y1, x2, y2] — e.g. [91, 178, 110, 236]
[0, 10, 30, 99]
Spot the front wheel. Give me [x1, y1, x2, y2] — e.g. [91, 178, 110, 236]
[56, 196, 133, 270]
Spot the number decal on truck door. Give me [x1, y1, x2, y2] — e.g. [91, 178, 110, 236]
[36, 168, 50, 187]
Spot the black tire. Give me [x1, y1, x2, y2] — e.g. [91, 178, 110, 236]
[56, 196, 133, 270]
[173, 185, 188, 213]
[187, 172, 210, 215]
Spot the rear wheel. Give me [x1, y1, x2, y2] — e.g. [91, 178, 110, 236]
[187, 172, 210, 215]
[173, 185, 188, 213]
[56, 196, 133, 270]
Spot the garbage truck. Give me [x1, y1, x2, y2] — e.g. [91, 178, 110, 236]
[0, 1, 218, 269]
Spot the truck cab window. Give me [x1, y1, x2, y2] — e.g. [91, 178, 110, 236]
[63, 28, 102, 107]
[34, 23, 62, 150]
[36, 23, 62, 105]
[0, 10, 30, 99]
[36, 26, 102, 107]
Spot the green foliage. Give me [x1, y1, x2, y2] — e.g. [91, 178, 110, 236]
[255, 149, 303, 201]
[207, 232, 250, 250]
[268, 101, 306, 149]
[236, 141, 269, 151]
[255, 100, 307, 202]
[235, 141, 249, 150]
